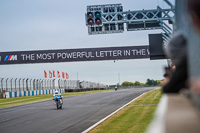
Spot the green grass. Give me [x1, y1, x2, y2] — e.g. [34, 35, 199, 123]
[0, 90, 112, 108]
[89, 89, 162, 133]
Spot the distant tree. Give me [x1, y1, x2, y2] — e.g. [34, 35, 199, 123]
[121, 81, 135, 86]
[156, 80, 161, 86]
[121, 79, 161, 87]
[153, 80, 158, 86]
[134, 81, 141, 86]
[109, 85, 116, 88]
[121, 81, 129, 86]
[146, 79, 152, 86]
[146, 79, 162, 86]
[128, 82, 134, 86]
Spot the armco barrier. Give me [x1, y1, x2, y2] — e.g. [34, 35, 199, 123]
[4, 89, 64, 98]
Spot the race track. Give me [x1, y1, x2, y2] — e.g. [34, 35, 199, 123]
[0, 87, 157, 133]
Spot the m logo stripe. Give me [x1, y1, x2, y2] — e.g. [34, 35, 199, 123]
[8, 55, 12, 61]
[4, 55, 9, 61]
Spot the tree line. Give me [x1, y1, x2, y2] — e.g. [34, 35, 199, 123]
[121, 79, 161, 87]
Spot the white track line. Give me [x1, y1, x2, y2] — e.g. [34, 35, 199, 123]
[82, 91, 148, 133]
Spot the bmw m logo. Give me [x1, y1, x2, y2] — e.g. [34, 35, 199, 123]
[4, 55, 17, 61]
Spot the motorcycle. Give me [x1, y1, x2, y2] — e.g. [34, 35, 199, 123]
[53, 95, 63, 109]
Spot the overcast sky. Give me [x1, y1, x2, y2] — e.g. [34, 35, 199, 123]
[0, 0, 174, 85]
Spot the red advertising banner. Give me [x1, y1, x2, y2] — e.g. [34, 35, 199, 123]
[44, 70, 47, 78]
[49, 71, 52, 78]
[62, 72, 65, 78]
[53, 70, 55, 77]
[44, 70, 69, 79]
[57, 71, 60, 78]
[66, 73, 69, 79]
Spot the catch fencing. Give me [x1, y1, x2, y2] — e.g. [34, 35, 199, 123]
[0, 78, 56, 92]
[0, 78, 107, 98]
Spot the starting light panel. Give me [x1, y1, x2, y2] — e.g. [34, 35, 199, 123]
[86, 4, 124, 35]
[85, 3, 174, 35]
[86, 5, 102, 26]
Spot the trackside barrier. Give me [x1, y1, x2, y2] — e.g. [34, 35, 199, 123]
[4, 89, 64, 98]
[0, 78, 107, 96]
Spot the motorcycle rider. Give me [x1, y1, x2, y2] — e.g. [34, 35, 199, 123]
[53, 90, 63, 104]
[115, 85, 118, 91]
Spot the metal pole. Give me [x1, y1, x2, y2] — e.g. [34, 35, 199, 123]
[36, 79, 39, 90]
[50, 80, 52, 90]
[49, 79, 51, 90]
[41, 79, 44, 90]
[53, 79, 55, 89]
[10, 78, 13, 92]
[46, 79, 48, 90]
[6, 78, 9, 92]
[35, 79, 37, 90]
[30, 79, 32, 91]
[33, 79, 35, 90]
[61, 80, 63, 89]
[26, 78, 29, 91]
[49, 80, 51, 90]
[23, 78, 25, 91]
[47, 79, 48, 90]
[34, 79, 36, 90]
[64, 80, 67, 89]
[1, 78, 4, 96]
[19, 78, 21, 91]
[58, 79, 60, 89]
[36, 79, 37, 90]
[62, 80, 64, 89]
[39, 79, 41, 90]
[44, 79, 47, 90]
[60, 80, 62, 89]
[47, 79, 49, 90]
[14, 78, 17, 92]
[45, 79, 47, 90]
[43, 79, 45, 90]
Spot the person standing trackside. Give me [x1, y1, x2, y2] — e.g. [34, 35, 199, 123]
[115, 86, 118, 91]
[162, 32, 188, 93]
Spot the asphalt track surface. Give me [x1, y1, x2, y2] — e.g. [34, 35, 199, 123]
[0, 87, 157, 133]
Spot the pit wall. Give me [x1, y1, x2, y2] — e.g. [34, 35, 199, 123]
[4, 89, 64, 98]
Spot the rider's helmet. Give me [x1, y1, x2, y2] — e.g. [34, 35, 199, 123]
[55, 90, 59, 95]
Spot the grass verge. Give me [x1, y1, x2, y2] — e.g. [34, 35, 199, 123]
[89, 89, 162, 133]
[0, 90, 112, 108]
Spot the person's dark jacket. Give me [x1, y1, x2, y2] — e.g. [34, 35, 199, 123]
[162, 58, 188, 93]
